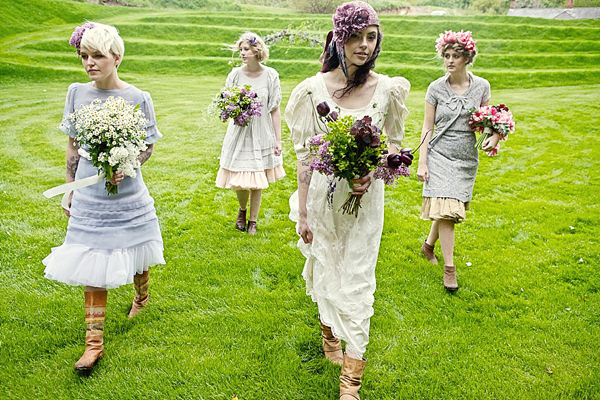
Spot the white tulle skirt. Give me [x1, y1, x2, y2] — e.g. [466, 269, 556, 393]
[43, 240, 165, 289]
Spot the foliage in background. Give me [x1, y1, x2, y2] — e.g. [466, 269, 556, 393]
[290, 0, 338, 14]
[0, 0, 599, 398]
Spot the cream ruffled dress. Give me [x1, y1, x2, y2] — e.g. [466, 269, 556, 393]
[286, 73, 410, 356]
[216, 66, 285, 190]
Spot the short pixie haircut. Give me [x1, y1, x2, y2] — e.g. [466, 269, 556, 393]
[441, 42, 476, 65]
[234, 32, 269, 63]
[80, 22, 125, 58]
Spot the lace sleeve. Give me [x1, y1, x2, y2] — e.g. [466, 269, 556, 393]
[285, 78, 317, 161]
[384, 76, 410, 148]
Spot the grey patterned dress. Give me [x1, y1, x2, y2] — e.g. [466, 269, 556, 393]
[423, 72, 490, 203]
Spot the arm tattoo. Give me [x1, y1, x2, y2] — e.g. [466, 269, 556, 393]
[66, 155, 79, 180]
[299, 170, 312, 185]
[138, 147, 153, 165]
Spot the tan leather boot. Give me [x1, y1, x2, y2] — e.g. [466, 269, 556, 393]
[421, 240, 439, 264]
[128, 270, 149, 318]
[236, 208, 247, 231]
[340, 355, 366, 399]
[75, 290, 107, 370]
[320, 320, 343, 365]
[444, 265, 458, 291]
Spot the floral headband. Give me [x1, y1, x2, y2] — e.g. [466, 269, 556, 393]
[435, 30, 477, 55]
[69, 22, 95, 51]
[322, 1, 380, 77]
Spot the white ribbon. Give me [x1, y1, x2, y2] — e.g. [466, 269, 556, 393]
[43, 172, 106, 210]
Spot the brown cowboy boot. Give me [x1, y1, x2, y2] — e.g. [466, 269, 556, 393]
[74, 290, 107, 370]
[236, 208, 247, 231]
[320, 320, 343, 365]
[247, 220, 257, 235]
[128, 270, 149, 318]
[421, 240, 439, 264]
[340, 355, 367, 399]
[444, 265, 458, 291]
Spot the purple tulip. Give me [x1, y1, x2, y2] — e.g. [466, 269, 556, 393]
[329, 111, 339, 121]
[387, 153, 402, 168]
[316, 102, 330, 117]
[400, 153, 413, 166]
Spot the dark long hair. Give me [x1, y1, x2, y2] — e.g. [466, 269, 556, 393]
[320, 28, 383, 99]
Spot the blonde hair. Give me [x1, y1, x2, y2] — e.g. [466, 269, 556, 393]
[441, 42, 476, 65]
[234, 32, 269, 63]
[80, 22, 125, 58]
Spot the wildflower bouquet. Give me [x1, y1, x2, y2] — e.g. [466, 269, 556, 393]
[468, 104, 515, 150]
[211, 84, 263, 127]
[309, 102, 411, 217]
[69, 96, 148, 195]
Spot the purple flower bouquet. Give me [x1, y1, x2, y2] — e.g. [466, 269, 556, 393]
[309, 102, 411, 217]
[211, 84, 263, 127]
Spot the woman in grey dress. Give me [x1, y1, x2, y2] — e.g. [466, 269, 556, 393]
[43, 22, 165, 370]
[416, 30, 500, 291]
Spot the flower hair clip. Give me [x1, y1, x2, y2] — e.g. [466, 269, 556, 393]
[435, 30, 477, 54]
[69, 22, 95, 50]
[248, 36, 258, 46]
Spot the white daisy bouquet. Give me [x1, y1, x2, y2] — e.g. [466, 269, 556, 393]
[68, 96, 148, 195]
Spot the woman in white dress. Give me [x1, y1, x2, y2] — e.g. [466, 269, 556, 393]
[216, 32, 285, 234]
[285, 2, 410, 398]
[43, 23, 165, 370]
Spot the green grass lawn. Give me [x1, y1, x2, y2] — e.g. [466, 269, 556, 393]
[0, 0, 599, 398]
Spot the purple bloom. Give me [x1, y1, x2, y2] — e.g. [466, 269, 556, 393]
[69, 22, 95, 50]
[329, 111, 339, 121]
[316, 102, 331, 117]
[332, 2, 379, 45]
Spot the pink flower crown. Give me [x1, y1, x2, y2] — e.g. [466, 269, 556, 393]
[69, 22, 95, 50]
[435, 30, 477, 55]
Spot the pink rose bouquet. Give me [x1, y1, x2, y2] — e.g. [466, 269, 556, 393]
[468, 104, 515, 150]
[308, 101, 411, 217]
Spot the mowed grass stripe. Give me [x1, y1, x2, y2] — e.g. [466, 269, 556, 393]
[9, 51, 600, 74]
[18, 41, 600, 71]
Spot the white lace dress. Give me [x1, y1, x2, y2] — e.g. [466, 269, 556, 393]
[286, 73, 410, 356]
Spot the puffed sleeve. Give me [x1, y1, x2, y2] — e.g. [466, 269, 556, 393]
[425, 80, 438, 107]
[267, 68, 282, 112]
[383, 76, 411, 148]
[481, 78, 491, 105]
[284, 78, 317, 161]
[58, 83, 79, 138]
[225, 68, 239, 87]
[140, 91, 162, 144]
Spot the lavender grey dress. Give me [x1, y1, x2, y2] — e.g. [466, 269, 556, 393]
[423, 73, 491, 205]
[43, 83, 165, 289]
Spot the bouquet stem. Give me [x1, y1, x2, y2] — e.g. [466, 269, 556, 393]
[339, 193, 363, 218]
[475, 127, 493, 149]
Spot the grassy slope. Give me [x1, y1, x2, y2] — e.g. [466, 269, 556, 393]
[0, 1, 599, 398]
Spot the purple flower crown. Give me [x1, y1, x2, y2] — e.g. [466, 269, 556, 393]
[69, 22, 95, 50]
[332, 1, 379, 44]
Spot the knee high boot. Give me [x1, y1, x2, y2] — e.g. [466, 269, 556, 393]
[340, 355, 366, 399]
[320, 320, 344, 365]
[74, 290, 107, 370]
[128, 270, 149, 318]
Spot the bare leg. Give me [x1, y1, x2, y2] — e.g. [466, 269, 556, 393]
[426, 220, 440, 247]
[249, 189, 262, 222]
[236, 190, 249, 211]
[438, 220, 455, 266]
